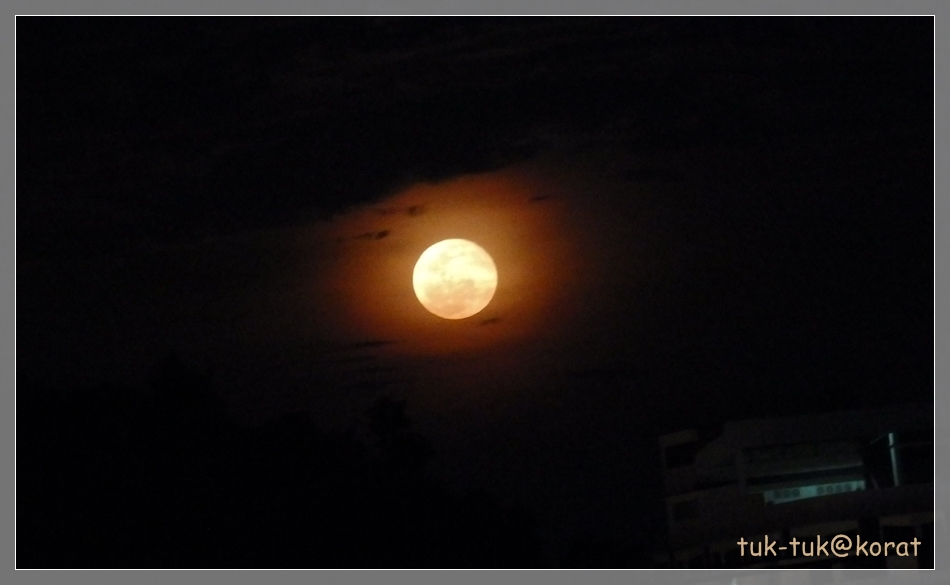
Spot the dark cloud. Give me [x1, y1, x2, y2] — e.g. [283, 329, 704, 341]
[376, 204, 425, 217]
[351, 229, 392, 241]
[25, 18, 933, 261]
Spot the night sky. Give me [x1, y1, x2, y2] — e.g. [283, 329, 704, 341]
[18, 17, 933, 567]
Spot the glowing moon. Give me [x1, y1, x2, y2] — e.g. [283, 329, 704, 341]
[413, 239, 498, 320]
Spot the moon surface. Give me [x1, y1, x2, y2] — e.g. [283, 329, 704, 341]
[413, 239, 498, 320]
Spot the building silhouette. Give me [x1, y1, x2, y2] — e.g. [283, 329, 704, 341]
[656, 403, 934, 569]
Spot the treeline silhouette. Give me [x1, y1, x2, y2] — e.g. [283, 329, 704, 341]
[18, 354, 548, 568]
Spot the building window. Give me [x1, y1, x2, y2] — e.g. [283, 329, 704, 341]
[762, 480, 866, 505]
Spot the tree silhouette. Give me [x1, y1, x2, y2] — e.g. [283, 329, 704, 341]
[365, 396, 434, 474]
[19, 357, 545, 567]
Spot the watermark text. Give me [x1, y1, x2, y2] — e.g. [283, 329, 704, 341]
[736, 535, 920, 558]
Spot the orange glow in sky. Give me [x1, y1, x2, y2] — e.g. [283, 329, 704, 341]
[311, 166, 577, 358]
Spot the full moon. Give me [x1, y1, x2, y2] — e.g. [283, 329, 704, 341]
[412, 239, 498, 320]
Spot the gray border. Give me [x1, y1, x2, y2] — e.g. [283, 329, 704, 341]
[0, 0, 946, 15]
[8, 3, 945, 585]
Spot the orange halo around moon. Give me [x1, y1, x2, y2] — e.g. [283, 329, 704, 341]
[412, 239, 498, 320]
